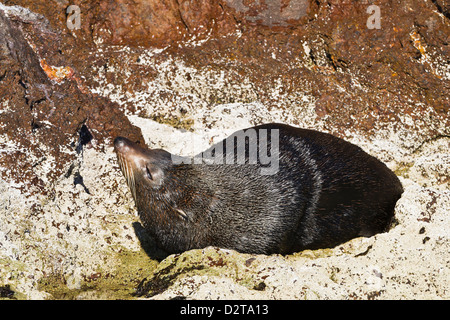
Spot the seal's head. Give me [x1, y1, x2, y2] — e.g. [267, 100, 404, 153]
[113, 137, 214, 253]
[114, 137, 172, 200]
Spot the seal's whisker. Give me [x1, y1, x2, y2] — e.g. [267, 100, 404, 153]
[124, 160, 131, 185]
[118, 154, 130, 186]
[119, 155, 137, 201]
[130, 164, 136, 200]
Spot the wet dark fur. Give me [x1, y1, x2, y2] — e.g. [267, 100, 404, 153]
[114, 123, 403, 255]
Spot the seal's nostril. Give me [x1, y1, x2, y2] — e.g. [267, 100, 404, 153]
[114, 137, 128, 150]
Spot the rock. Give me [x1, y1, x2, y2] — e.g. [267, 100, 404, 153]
[0, 3, 145, 300]
[0, 4, 143, 194]
[0, 1, 448, 299]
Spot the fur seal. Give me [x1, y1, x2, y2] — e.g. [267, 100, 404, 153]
[114, 123, 403, 255]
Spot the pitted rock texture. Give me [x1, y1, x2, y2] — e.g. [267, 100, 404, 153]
[0, 5, 143, 194]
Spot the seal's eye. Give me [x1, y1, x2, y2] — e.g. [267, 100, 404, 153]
[146, 166, 153, 180]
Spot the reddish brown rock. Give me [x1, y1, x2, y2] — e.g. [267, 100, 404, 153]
[1, 0, 449, 193]
[0, 6, 143, 193]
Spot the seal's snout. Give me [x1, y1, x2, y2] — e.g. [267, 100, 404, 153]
[114, 137, 130, 153]
[114, 136, 126, 147]
[113, 137, 148, 162]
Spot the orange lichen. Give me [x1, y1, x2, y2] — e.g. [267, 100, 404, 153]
[39, 59, 88, 92]
[410, 31, 426, 56]
[39, 59, 75, 83]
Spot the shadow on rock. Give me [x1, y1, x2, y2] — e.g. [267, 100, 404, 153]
[132, 222, 169, 261]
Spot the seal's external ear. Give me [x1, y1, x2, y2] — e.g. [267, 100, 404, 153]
[174, 208, 188, 221]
